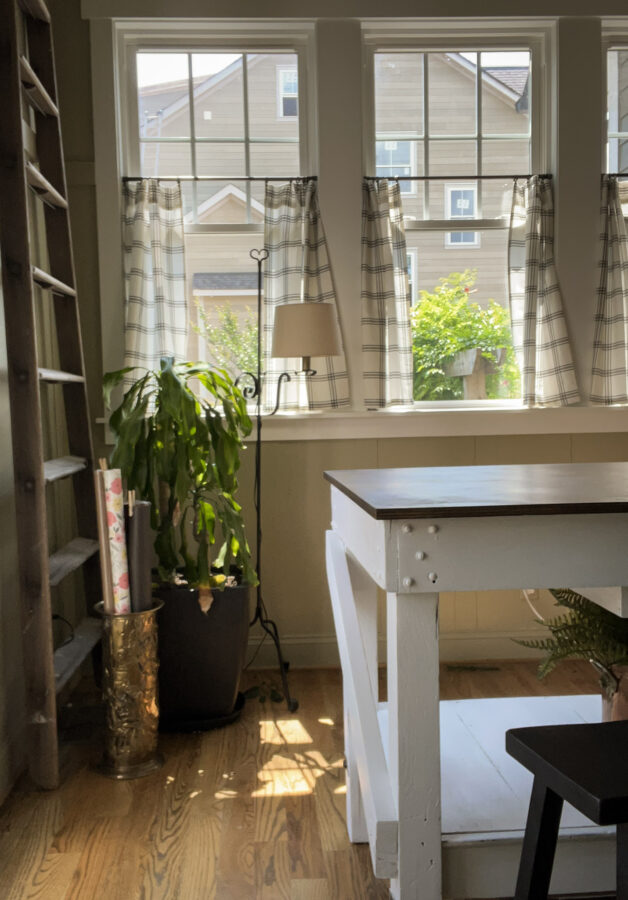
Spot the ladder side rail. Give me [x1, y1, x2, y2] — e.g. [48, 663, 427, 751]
[27, 16, 100, 562]
[0, 0, 59, 790]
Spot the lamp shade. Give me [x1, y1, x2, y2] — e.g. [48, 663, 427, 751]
[271, 302, 341, 359]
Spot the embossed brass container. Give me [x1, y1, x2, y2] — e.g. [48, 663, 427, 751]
[95, 600, 164, 779]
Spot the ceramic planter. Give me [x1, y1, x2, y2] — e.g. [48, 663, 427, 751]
[156, 582, 250, 731]
[602, 664, 628, 721]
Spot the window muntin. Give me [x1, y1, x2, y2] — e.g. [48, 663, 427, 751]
[135, 50, 301, 224]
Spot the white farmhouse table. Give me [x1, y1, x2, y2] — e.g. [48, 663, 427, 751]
[324, 462, 628, 900]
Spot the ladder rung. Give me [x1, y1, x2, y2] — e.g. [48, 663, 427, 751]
[54, 616, 101, 695]
[49, 537, 99, 587]
[44, 455, 87, 484]
[17, 0, 51, 22]
[32, 266, 76, 297]
[38, 367, 85, 385]
[19, 56, 58, 117]
[26, 162, 67, 209]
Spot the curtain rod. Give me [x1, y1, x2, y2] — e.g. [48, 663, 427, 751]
[121, 174, 318, 183]
[365, 173, 551, 181]
[604, 173, 628, 178]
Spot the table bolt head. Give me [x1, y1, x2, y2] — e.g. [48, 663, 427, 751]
[428, 572, 438, 584]
[427, 524, 439, 534]
[402, 576, 415, 588]
[415, 551, 426, 560]
[402, 524, 413, 534]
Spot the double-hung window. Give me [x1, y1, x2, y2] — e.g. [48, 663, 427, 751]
[607, 43, 628, 174]
[366, 28, 548, 403]
[116, 27, 313, 378]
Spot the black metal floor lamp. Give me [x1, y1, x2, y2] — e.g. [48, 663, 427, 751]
[240, 248, 342, 712]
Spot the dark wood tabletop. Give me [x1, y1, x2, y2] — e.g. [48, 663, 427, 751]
[324, 462, 628, 520]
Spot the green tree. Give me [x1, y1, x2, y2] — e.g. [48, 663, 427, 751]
[410, 270, 521, 401]
[194, 301, 259, 380]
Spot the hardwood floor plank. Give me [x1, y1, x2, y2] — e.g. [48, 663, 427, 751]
[290, 879, 331, 900]
[285, 794, 327, 879]
[20, 850, 81, 900]
[0, 795, 63, 899]
[254, 840, 292, 899]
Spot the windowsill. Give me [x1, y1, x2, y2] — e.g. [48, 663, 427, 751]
[98, 404, 628, 443]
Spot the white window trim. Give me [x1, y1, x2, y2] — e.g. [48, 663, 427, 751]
[406, 248, 418, 303]
[444, 182, 481, 248]
[276, 64, 298, 118]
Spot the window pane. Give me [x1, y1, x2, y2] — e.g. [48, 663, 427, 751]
[429, 140, 477, 176]
[481, 178, 516, 218]
[607, 49, 628, 174]
[375, 52, 424, 138]
[192, 53, 244, 139]
[182, 180, 264, 226]
[428, 52, 476, 137]
[248, 53, 299, 140]
[140, 142, 192, 176]
[249, 142, 300, 176]
[406, 229, 521, 401]
[186, 232, 262, 378]
[482, 139, 529, 173]
[196, 142, 246, 176]
[481, 51, 530, 137]
[137, 53, 191, 139]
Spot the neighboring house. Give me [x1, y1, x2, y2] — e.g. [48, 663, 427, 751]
[137, 50, 533, 363]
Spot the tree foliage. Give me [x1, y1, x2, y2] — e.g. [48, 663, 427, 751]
[410, 270, 521, 401]
[103, 358, 257, 601]
[517, 588, 628, 698]
[194, 302, 258, 380]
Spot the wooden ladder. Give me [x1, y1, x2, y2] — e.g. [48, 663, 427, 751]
[0, 0, 101, 789]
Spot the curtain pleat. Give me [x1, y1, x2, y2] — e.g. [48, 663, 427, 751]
[590, 176, 628, 404]
[361, 178, 413, 408]
[508, 175, 580, 406]
[262, 179, 350, 412]
[122, 179, 187, 374]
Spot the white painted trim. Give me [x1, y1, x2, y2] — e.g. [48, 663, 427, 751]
[245, 628, 549, 668]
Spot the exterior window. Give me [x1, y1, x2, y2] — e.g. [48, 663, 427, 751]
[373, 46, 534, 402]
[376, 140, 414, 193]
[445, 184, 480, 247]
[277, 67, 298, 118]
[407, 250, 418, 304]
[607, 47, 628, 174]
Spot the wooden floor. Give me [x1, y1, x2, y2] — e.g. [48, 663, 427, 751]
[0, 660, 600, 900]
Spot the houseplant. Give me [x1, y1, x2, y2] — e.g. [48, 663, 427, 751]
[518, 588, 628, 720]
[410, 269, 520, 401]
[103, 357, 257, 729]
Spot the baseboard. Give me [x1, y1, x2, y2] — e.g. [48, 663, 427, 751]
[246, 629, 544, 669]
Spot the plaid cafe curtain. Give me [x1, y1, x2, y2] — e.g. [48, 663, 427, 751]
[591, 176, 628, 404]
[508, 175, 580, 407]
[361, 178, 413, 408]
[122, 179, 187, 375]
[262, 179, 350, 412]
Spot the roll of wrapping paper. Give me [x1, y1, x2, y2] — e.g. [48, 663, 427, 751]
[102, 469, 131, 614]
[125, 500, 154, 612]
[94, 470, 115, 614]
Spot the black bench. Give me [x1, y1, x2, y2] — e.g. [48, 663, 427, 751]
[506, 720, 628, 899]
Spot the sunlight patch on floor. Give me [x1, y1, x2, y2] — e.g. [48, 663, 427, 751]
[259, 719, 313, 745]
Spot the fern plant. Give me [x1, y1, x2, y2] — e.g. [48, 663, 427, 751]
[518, 588, 628, 699]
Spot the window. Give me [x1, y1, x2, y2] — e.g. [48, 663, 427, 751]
[445, 183, 480, 247]
[277, 66, 298, 117]
[607, 46, 628, 173]
[121, 42, 308, 374]
[407, 250, 418, 303]
[370, 41, 539, 402]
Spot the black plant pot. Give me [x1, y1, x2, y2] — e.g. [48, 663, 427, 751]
[156, 582, 250, 731]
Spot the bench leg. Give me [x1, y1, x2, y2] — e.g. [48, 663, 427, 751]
[515, 777, 563, 900]
[618, 822, 628, 900]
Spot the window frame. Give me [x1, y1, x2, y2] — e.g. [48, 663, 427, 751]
[444, 182, 481, 248]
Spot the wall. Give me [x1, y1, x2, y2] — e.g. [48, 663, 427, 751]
[45, 1, 628, 671]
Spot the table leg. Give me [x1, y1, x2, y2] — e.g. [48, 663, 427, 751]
[344, 554, 379, 843]
[617, 822, 628, 900]
[387, 591, 441, 900]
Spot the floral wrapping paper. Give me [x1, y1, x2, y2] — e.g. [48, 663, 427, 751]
[102, 469, 131, 614]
